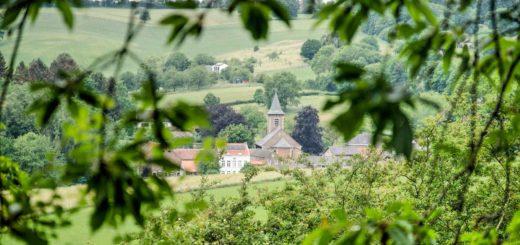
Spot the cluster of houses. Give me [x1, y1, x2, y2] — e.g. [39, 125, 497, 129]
[143, 93, 372, 175]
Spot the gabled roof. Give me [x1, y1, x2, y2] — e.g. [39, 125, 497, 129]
[256, 127, 282, 146]
[273, 138, 292, 148]
[268, 92, 284, 115]
[256, 127, 301, 149]
[347, 133, 371, 145]
[225, 143, 250, 156]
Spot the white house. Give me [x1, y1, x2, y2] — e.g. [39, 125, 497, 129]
[219, 143, 251, 174]
[211, 63, 229, 73]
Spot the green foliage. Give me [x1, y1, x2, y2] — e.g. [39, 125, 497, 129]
[193, 53, 216, 65]
[310, 45, 336, 74]
[218, 123, 255, 146]
[324, 63, 414, 158]
[291, 106, 324, 155]
[164, 52, 191, 71]
[278, 0, 300, 18]
[203, 92, 221, 106]
[12, 132, 63, 180]
[300, 39, 322, 60]
[253, 88, 265, 104]
[1, 0, 519, 244]
[240, 105, 266, 134]
[263, 72, 301, 109]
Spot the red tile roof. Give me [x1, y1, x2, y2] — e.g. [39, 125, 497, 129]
[225, 143, 250, 156]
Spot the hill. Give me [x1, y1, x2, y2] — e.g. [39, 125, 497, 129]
[0, 8, 325, 75]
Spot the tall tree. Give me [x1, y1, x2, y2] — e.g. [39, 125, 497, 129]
[164, 52, 191, 71]
[263, 72, 301, 109]
[202, 104, 246, 137]
[14, 61, 29, 83]
[50, 53, 79, 79]
[27, 59, 52, 82]
[291, 106, 323, 155]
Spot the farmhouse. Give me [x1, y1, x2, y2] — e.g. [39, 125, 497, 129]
[255, 92, 302, 159]
[210, 62, 228, 73]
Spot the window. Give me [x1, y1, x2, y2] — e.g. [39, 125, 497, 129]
[226, 160, 230, 167]
[274, 118, 279, 127]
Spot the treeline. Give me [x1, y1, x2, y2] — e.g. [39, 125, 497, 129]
[120, 52, 261, 92]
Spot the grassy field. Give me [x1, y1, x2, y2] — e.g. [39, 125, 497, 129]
[0, 8, 325, 73]
[2, 173, 287, 245]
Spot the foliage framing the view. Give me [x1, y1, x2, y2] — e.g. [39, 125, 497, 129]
[0, 0, 519, 244]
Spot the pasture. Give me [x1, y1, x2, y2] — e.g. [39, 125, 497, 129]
[0, 8, 325, 74]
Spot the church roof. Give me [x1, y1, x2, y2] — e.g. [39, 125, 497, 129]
[256, 127, 301, 149]
[256, 127, 282, 146]
[273, 138, 292, 148]
[268, 92, 284, 115]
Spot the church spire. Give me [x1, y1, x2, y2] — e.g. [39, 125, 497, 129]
[268, 91, 284, 115]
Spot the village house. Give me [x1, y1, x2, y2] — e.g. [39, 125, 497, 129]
[210, 62, 228, 73]
[323, 133, 371, 159]
[255, 92, 302, 159]
[218, 143, 250, 174]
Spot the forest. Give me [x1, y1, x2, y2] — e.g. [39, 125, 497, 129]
[0, 0, 519, 244]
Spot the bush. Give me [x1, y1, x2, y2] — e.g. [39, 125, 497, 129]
[300, 39, 322, 60]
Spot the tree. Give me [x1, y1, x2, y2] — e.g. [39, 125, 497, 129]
[263, 72, 301, 109]
[204, 93, 220, 106]
[253, 88, 265, 104]
[187, 65, 214, 89]
[0, 51, 6, 78]
[218, 124, 255, 146]
[50, 53, 79, 79]
[221, 65, 251, 83]
[193, 54, 216, 65]
[139, 8, 150, 23]
[310, 45, 336, 74]
[164, 52, 191, 71]
[120, 71, 139, 91]
[203, 104, 246, 136]
[300, 39, 322, 60]
[27, 59, 52, 82]
[14, 61, 29, 83]
[240, 105, 266, 133]
[12, 132, 62, 178]
[291, 106, 323, 154]
[279, 0, 299, 18]
[3, 84, 37, 138]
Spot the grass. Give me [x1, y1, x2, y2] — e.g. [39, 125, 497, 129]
[162, 83, 262, 105]
[1, 173, 287, 245]
[0, 8, 326, 73]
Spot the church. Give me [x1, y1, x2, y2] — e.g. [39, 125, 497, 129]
[255, 92, 302, 158]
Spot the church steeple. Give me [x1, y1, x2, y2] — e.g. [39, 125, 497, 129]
[267, 92, 284, 132]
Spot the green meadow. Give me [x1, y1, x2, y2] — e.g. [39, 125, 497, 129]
[0, 8, 325, 73]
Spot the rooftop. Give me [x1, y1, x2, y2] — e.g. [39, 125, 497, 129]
[267, 92, 284, 115]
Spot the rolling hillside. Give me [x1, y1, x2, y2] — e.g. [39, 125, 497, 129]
[0, 8, 326, 74]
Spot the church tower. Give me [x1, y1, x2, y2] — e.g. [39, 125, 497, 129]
[267, 92, 284, 133]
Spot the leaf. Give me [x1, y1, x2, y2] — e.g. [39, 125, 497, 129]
[240, 3, 270, 40]
[391, 111, 413, 159]
[388, 226, 413, 245]
[56, 0, 74, 29]
[335, 62, 364, 81]
[264, 0, 291, 26]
